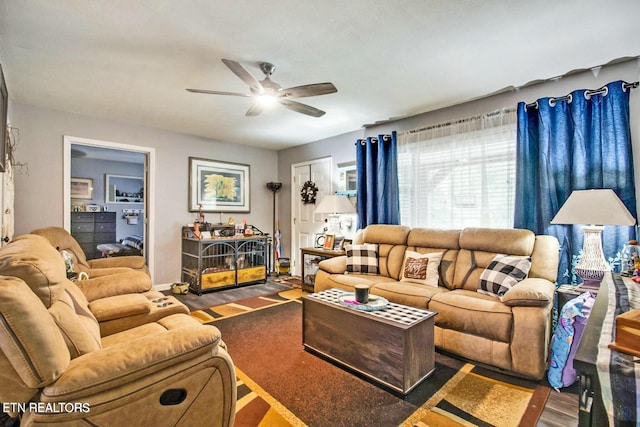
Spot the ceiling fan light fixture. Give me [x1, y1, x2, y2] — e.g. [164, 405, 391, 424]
[256, 94, 278, 107]
[187, 59, 337, 118]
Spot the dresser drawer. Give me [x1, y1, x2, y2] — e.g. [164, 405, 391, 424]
[73, 232, 94, 243]
[71, 212, 95, 223]
[95, 222, 116, 233]
[71, 223, 94, 233]
[95, 232, 116, 243]
[95, 212, 116, 223]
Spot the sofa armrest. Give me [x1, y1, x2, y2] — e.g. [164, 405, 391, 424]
[501, 277, 555, 307]
[88, 294, 151, 321]
[41, 325, 222, 400]
[88, 256, 148, 271]
[75, 271, 153, 302]
[318, 256, 347, 274]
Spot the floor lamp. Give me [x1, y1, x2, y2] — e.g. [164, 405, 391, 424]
[266, 182, 282, 275]
[551, 189, 636, 289]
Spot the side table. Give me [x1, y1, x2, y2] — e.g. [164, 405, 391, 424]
[556, 284, 597, 312]
[300, 247, 345, 292]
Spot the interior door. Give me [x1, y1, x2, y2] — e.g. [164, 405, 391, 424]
[291, 157, 332, 275]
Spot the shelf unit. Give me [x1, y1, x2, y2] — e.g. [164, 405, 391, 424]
[181, 234, 270, 295]
[300, 247, 346, 292]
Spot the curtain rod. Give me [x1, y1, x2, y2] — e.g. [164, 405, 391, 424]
[525, 81, 639, 110]
[403, 107, 516, 135]
[355, 134, 392, 145]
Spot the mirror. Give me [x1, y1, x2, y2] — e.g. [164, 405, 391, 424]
[105, 174, 144, 204]
[337, 161, 357, 195]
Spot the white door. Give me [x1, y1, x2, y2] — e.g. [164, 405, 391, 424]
[291, 157, 332, 275]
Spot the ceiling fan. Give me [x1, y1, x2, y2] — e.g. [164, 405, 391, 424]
[187, 59, 337, 118]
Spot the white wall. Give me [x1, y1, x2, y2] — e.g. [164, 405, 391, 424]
[277, 59, 640, 258]
[11, 103, 278, 284]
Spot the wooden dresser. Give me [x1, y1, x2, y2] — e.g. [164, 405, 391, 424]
[70, 212, 116, 259]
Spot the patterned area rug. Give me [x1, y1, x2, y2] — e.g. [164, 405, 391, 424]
[193, 294, 549, 427]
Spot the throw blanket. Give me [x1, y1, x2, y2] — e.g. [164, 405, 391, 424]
[121, 235, 144, 250]
[596, 275, 640, 426]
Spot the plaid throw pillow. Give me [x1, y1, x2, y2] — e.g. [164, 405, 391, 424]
[478, 254, 531, 298]
[345, 244, 379, 275]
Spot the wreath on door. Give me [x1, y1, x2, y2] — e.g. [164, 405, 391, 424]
[300, 180, 318, 204]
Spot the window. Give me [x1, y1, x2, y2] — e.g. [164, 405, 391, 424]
[397, 109, 517, 229]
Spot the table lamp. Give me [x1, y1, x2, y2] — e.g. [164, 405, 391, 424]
[551, 189, 636, 289]
[314, 194, 356, 235]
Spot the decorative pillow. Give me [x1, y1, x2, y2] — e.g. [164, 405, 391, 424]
[345, 244, 379, 275]
[400, 251, 442, 287]
[477, 254, 531, 298]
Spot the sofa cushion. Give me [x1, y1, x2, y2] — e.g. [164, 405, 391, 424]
[345, 244, 379, 275]
[430, 289, 513, 343]
[400, 251, 442, 287]
[478, 254, 531, 298]
[0, 234, 68, 307]
[371, 280, 447, 309]
[407, 228, 460, 289]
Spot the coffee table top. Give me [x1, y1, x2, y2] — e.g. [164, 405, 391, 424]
[306, 288, 436, 327]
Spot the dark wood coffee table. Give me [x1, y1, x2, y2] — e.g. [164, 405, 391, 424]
[302, 288, 436, 395]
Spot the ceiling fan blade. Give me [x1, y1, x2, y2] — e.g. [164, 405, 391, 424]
[186, 88, 251, 97]
[282, 82, 337, 98]
[279, 99, 326, 117]
[245, 102, 265, 117]
[221, 59, 264, 93]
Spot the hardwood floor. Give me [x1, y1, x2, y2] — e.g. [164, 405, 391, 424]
[538, 383, 580, 426]
[172, 277, 581, 426]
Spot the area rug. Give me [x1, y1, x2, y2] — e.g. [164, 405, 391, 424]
[166, 280, 297, 312]
[207, 299, 550, 427]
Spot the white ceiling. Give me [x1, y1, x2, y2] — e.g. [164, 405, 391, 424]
[1, 0, 640, 151]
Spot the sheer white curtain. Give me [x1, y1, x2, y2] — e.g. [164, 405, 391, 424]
[397, 108, 517, 229]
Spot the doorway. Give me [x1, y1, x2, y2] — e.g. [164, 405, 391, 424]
[63, 136, 155, 280]
[290, 157, 332, 276]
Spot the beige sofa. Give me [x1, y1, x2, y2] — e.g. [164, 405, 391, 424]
[315, 225, 559, 380]
[0, 234, 236, 425]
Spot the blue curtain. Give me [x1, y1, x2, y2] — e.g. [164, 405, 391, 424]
[514, 80, 637, 283]
[355, 131, 400, 229]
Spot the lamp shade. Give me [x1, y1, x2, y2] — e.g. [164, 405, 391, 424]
[551, 189, 636, 226]
[314, 194, 356, 214]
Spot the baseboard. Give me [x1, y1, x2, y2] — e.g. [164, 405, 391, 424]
[154, 282, 172, 291]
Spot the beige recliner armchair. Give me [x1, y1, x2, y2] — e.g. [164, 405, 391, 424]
[0, 235, 236, 426]
[30, 227, 156, 302]
[0, 234, 189, 337]
[31, 226, 150, 276]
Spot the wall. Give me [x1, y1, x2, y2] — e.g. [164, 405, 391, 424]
[277, 59, 640, 258]
[11, 103, 278, 284]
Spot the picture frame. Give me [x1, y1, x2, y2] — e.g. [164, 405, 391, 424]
[314, 233, 325, 248]
[323, 234, 335, 250]
[70, 177, 93, 199]
[341, 238, 353, 250]
[189, 157, 250, 213]
[334, 235, 345, 250]
[0, 62, 8, 173]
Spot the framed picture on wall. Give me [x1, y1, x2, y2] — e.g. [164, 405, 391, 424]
[70, 177, 93, 199]
[188, 157, 250, 213]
